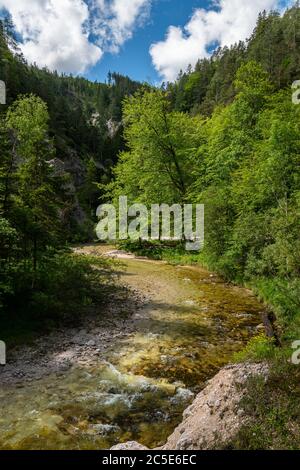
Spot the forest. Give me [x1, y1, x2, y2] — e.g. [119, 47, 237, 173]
[0, 2, 300, 450]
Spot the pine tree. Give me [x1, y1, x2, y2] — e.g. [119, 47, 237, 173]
[6, 95, 62, 275]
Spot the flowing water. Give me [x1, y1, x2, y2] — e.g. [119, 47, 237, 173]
[0, 250, 265, 450]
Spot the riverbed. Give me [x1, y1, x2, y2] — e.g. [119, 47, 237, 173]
[0, 245, 265, 450]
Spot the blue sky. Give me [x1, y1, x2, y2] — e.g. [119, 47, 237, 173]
[86, 0, 208, 84]
[0, 0, 293, 84]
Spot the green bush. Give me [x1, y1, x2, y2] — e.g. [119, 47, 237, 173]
[233, 334, 276, 362]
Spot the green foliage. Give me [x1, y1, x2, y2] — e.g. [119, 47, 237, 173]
[0, 20, 140, 333]
[1, 5, 300, 360]
[0, 5, 300, 449]
[233, 334, 276, 362]
[6, 94, 49, 155]
[118, 239, 200, 264]
[4, 95, 63, 272]
[0, 251, 116, 344]
[110, 88, 205, 205]
[0, 216, 18, 307]
[110, 52, 300, 294]
[252, 278, 300, 334]
[19, 252, 116, 320]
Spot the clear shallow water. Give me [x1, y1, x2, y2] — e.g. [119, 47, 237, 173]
[0, 256, 264, 449]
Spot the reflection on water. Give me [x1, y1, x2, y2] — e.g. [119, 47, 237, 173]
[0, 258, 263, 449]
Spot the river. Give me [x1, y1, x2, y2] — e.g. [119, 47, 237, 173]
[0, 245, 264, 450]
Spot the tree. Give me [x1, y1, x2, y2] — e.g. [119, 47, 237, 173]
[111, 89, 205, 206]
[6, 95, 62, 275]
[0, 115, 16, 217]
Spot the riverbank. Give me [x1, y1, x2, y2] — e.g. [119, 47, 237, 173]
[0, 284, 144, 387]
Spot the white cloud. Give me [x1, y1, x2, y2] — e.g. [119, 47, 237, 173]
[0, 0, 102, 73]
[0, 0, 151, 73]
[150, 0, 291, 82]
[91, 0, 152, 53]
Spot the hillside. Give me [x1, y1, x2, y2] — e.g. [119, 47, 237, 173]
[168, 5, 300, 115]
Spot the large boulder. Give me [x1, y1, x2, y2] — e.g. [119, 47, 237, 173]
[162, 363, 268, 450]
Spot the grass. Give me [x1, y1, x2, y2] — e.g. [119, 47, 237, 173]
[224, 357, 300, 450]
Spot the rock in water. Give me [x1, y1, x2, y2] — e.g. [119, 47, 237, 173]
[111, 441, 149, 451]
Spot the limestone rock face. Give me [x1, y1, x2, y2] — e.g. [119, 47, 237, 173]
[107, 118, 122, 139]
